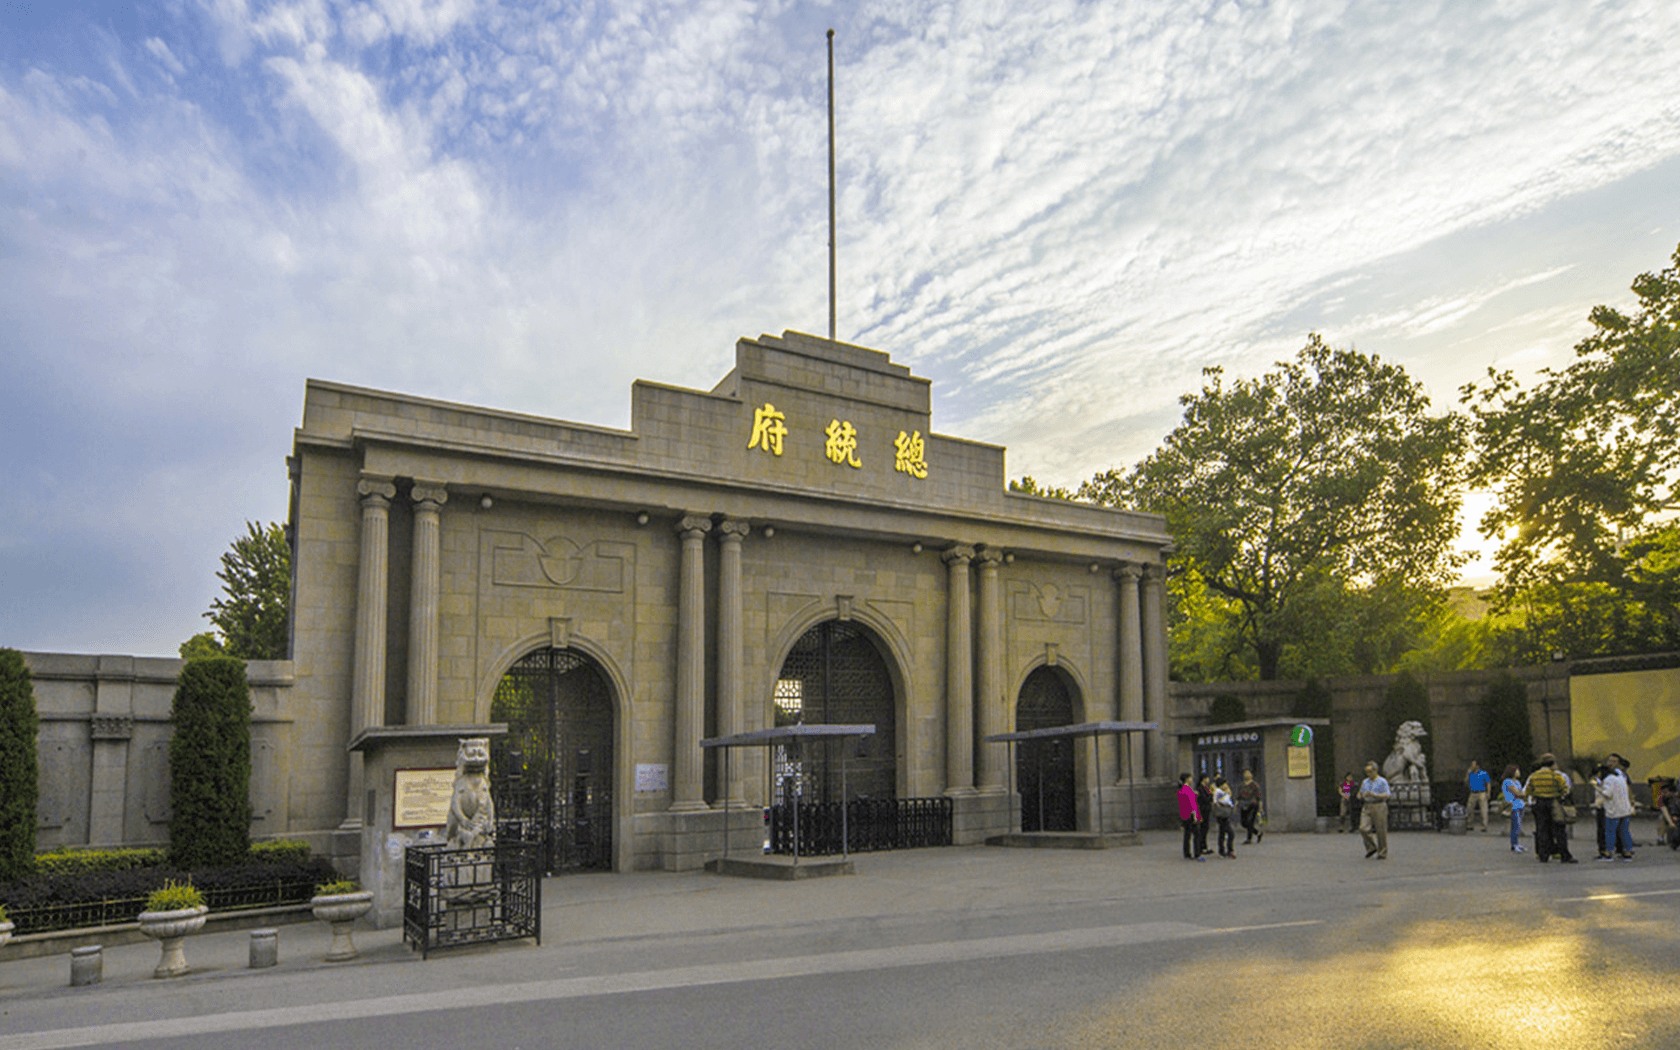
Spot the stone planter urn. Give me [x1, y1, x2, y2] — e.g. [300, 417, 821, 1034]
[136, 905, 209, 978]
[0, 919, 15, 951]
[311, 890, 374, 961]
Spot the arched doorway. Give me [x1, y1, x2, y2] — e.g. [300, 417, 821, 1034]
[490, 648, 614, 874]
[1016, 666, 1077, 832]
[771, 620, 897, 803]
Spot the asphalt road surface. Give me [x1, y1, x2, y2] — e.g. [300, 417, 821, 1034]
[4, 830, 1678, 1049]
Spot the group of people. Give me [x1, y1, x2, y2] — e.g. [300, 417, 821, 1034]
[1176, 769, 1265, 861]
[1488, 752, 1641, 864]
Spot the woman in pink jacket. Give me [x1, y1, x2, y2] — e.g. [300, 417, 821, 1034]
[1178, 773, 1204, 861]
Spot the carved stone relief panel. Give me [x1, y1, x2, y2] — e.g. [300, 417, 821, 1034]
[1008, 581, 1089, 624]
[249, 735, 277, 826]
[485, 531, 631, 593]
[141, 738, 172, 825]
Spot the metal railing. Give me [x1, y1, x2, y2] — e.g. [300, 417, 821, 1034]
[402, 842, 542, 959]
[2, 875, 324, 935]
[767, 797, 953, 857]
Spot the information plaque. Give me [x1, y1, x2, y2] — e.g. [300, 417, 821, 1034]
[393, 767, 455, 829]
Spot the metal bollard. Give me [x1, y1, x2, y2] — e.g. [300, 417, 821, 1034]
[249, 928, 279, 969]
[70, 944, 103, 987]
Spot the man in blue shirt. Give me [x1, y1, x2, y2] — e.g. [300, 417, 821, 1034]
[1466, 760, 1492, 832]
[1359, 761, 1393, 860]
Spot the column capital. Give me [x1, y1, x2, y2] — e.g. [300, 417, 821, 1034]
[942, 543, 975, 567]
[357, 475, 396, 504]
[1142, 562, 1165, 583]
[974, 547, 1004, 569]
[1113, 561, 1142, 582]
[717, 518, 751, 542]
[411, 480, 448, 507]
[676, 514, 713, 539]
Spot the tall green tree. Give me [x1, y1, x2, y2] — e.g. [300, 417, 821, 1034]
[1463, 243, 1680, 656]
[202, 521, 291, 660]
[168, 656, 252, 868]
[0, 648, 40, 880]
[1085, 336, 1467, 679]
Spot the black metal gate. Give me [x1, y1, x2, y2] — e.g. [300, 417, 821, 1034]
[771, 621, 896, 802]
[490, 648, 614, 874]
[1017, 667, 1076, 832]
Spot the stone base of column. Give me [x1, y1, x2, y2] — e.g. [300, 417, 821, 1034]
[950, 791, 1013, 844]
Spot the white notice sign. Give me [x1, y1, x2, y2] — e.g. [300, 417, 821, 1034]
[635, 763, 669, 793]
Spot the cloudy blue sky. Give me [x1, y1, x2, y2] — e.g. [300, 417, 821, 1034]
[3, 0, 1679, 657]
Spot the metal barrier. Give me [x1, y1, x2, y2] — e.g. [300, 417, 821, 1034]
[3, 875, 323, 935]
[1387, 781, 1440, 831]
[767, 797, 953, 856]
[402, 842, 542, 959]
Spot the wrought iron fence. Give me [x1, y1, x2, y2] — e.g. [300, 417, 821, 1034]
[403, 841, 542, 959]
[767, 797, 952, 856]
[493, 784, 613, 873]
[3, 875, 324, 936]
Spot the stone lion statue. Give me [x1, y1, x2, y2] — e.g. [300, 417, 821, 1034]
[1381, 720, 1430, 784]
[445, 737, 496, 850]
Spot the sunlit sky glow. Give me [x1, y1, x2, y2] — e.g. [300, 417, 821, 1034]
[3, 1, 1678, 656]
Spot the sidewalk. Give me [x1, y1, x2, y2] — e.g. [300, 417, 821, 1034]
[0, 824, 1649, 1007]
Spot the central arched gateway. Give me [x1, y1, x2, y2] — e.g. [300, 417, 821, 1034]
[1016, 666, 1077, 832]
[771, 620, 897, 802]
[489, 648, 615, 874]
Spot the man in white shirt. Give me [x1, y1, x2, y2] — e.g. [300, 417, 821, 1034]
[1358, 760, 1393, 860]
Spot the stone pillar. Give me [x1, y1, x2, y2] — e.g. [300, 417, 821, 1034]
[1141, 563, 1170, 778]
[1115, 562, 1145, 780]
[346, 475, 395, 827]
[943, 544, 975, 796]
[406, 481, 447, 726]
[714, 518, 749, 803]
[672, 515, 712, 812]
[975, 548, 1006, 793]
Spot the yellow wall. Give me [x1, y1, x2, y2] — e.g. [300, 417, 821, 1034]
[1570, 668, 1680, 781]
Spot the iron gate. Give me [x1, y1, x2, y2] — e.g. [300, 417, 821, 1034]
[490, 648, 614, 874]
[1017, 666, 1076, 832]
[770, 621, 896, 803]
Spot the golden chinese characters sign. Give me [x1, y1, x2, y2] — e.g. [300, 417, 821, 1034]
[747, 403, 787, 456]
[824, 419, 862, 468]
[894, 429, 928, 479]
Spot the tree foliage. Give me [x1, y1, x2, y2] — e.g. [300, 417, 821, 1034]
[203, 521, 291, 660]
[168, 657, 253, 869]
[1463, 243, 1680, 656]
[1085, 336, 1466, 679]
[0, 648, 39, 880]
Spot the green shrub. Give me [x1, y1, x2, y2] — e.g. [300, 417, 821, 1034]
[1208, 694, 1247, 724]
[168, 657, 253, 869]
[1291, 679, 1338, 815]
[0, 649, 39, 881]
[144, 880, 205, 913]
[314, 878, 360, 896]
[34, 847, 167, 876]
[1479, 673, 1533, 778]
[250, 840, 312, 864]
[1380, 672, 1434, 775]
[0, 902, 9, 924]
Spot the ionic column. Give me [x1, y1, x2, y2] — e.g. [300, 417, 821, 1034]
[943, 544, 976, 795]
[353, 476, 396, 734]
[406, 481, 447, 726]
[345, 475, 395, 828]
[714, 518, 750, 803]
[672, 515, 712, 812]
[975, 548, 1006, 793]
[1115, 562, 1145, 780]
[1141, 563, 1170, 778]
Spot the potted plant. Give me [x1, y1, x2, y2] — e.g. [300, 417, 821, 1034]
[310, 878, 374, 961]
[137, 881, 208, 978]
[0, 903, 14, 950]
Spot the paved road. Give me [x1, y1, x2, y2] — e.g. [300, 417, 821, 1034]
[3, 827, 1678, 1048]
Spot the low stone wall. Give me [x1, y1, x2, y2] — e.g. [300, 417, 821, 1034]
[22, 652, 298, 851]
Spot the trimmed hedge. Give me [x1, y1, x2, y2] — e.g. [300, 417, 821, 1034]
[0, 648, 39, 880]
[31, 840, 310, 876]
[168, 656, 253, 868]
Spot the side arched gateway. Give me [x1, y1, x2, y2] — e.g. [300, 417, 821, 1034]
[489, 648, 615, 874]
[1016, 665, 1078, 832]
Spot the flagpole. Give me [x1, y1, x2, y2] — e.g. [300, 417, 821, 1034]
[827, 27, 837, 343]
